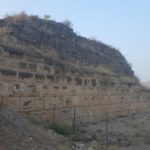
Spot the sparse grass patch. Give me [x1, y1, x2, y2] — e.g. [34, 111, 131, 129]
[27, 116, 73, 136]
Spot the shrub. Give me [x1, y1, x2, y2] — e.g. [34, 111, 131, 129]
[5, 12, 39, 24]
[63, 19, 73, 28]
[27, 116, 73, 136]
[5, 12, 28, 23]
[44, 15, 51, 20]
[47, 49, 59, 61]
[0, 27, 10, 34]
[44, 123, 73, 136]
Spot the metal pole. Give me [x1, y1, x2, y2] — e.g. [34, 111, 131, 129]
[19, 96, 21, 112]
[43, 96, 45, 111]
[2, 96, 4, 105]
[106, 113, 108, 150]
[73, 107, 76, 134]
[53, 104, 56, 125]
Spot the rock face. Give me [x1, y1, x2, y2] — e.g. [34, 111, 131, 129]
[0, 13, 150, 124]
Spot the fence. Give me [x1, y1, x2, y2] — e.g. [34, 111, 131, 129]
[0, 95, 150, 124]
[1, 95, 150, 150]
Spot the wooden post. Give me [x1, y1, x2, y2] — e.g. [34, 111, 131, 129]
[106, 113, 108, 150]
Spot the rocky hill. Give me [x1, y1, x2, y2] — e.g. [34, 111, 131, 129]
[0, 13, 149, 126]
[0, 12, 134, 77]
[1, 12, 150, 150]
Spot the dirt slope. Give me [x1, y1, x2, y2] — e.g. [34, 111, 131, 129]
[0, 108, 72, 150]
[142, 81, 150, 89]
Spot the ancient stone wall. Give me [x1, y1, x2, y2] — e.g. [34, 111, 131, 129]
[0, 49, 150, 124]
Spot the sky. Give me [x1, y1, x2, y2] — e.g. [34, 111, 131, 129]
[0, 0, 150, 82]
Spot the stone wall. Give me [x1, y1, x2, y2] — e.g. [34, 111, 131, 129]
[0, 49, 150, 124]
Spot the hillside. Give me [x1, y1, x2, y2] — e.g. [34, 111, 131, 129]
[142, 81, 150, 89]
[0, 13, 134, 78]
[1, 12, 150, 150]
[0, 107, 72, 150]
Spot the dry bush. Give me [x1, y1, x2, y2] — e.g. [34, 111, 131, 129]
[4, 12, 38, 23]
[0, 27, 10, 34]
[5, 12, 28, 23]
[44, 15, 51, 20]
[47, 49, 59, 60]
[63, 19, 73, 28]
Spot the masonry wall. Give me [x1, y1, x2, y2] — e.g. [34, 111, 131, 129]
[0, 49, 150, 124]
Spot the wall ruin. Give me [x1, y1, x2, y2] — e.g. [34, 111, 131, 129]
[0, 49, 150, 124]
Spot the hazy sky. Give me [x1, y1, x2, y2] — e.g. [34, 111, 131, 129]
[0, 0, 150, 82]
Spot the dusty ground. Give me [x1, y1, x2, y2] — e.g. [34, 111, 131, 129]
[1, 107, 150, 150]
[76, 111, 150, 150]
[0, 108, 72, 150]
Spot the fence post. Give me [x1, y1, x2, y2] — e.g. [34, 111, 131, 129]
[73, 107, 76, 134]
[106, 113, 108, 150]
[34, 96, 36, 111]
[19, 96, 21, 112]
[53, 104, 56, 125]
[44, 96, 45, 111]
[2, 96, 4, 105]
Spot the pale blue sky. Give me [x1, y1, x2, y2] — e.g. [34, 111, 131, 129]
[0, 0, 150, 82]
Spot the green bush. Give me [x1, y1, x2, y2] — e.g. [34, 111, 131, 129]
[45, 124, 73, 136]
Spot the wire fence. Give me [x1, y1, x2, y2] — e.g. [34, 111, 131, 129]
[0, 95, 150, 122]
[1, 95, 150, 150]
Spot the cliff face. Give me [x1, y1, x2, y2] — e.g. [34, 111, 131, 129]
[0, 13, 149, 123]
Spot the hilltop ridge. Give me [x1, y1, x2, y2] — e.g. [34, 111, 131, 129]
[0, 12, 134, 78]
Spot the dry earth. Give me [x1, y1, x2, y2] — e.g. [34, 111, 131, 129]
[1, 106, 150, 150]
[142, 82, 150, 89]
[77, 111, 150, 150]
